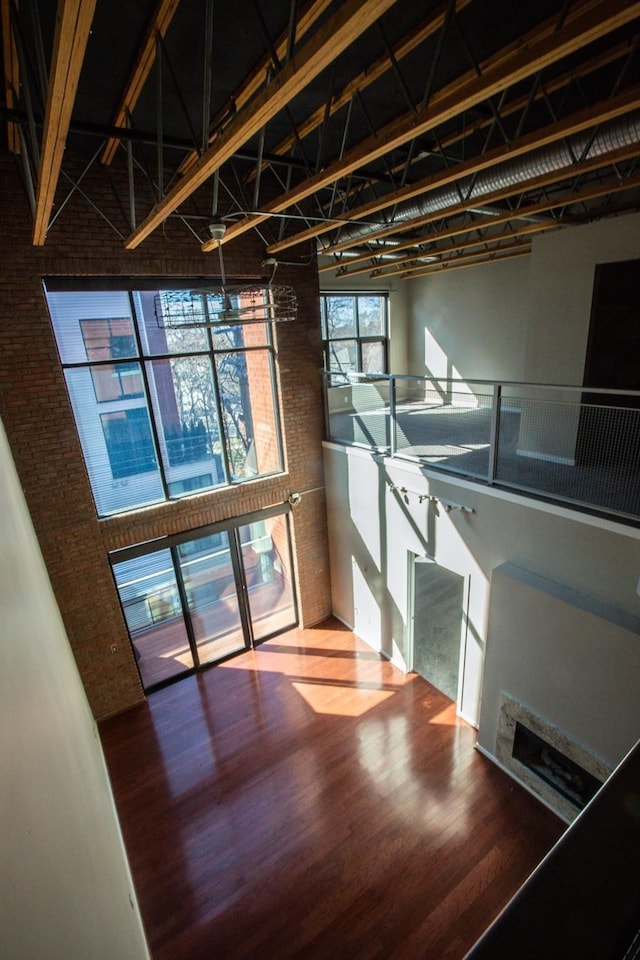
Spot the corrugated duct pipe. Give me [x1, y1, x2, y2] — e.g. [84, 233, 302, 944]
[319, 110, 640, 250]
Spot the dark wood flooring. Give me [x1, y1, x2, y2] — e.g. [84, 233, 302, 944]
[100, 618, 564, 960]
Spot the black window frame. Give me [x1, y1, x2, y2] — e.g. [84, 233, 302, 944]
[320, 292, 389, 376]
[44, 278, 285, 517]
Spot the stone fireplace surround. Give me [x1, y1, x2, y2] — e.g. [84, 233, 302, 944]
[495, 692, 612, 822]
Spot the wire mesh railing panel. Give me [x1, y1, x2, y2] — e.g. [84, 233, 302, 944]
[394, 386, 494, 479]
[322, 371, 640, 522]
[495, 398, 640, 517]
[326, 376, 391, 451]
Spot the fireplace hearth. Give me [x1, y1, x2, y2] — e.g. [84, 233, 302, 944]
[495, 693, 611, 821]
[512, 721, 602, 809]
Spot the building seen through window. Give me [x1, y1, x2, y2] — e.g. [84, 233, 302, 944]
[45, 285, 284, 516]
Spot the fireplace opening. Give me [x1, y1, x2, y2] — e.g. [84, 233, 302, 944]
[512, 722, 602, 809]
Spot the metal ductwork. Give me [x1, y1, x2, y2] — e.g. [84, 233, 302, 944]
[319, 111, 640, 251]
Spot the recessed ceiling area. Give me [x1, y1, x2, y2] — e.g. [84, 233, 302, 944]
[1, 0, 639, 276]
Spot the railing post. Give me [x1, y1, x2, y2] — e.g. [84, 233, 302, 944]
[389, 375, 397, 456]
[488, 383, 502, 484]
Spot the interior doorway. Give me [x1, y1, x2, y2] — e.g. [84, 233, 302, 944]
[583, 258, 640, 395]
[111, 505, 298, 692]
[578, 258, 640, 466]
[409, 556, 467, 703]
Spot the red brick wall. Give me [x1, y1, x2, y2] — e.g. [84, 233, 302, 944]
[0, 154, 332, 719]
[241, 318, 281, 475]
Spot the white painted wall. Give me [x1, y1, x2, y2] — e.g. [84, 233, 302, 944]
[404, 254, 531, 382]
[524, 212, 640, 384]
[479, 563, 640, 771]
[0, 421, 150, 960]
[324, 442, 640, 740]
[403, 211, 640, 387]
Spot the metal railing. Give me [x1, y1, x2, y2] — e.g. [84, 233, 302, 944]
[324, 372, 640, 522]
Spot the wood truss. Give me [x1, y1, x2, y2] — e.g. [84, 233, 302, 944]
[3, 0, 640, 268]
[32, 0, 96, 245]
[100, 0, 181, 165]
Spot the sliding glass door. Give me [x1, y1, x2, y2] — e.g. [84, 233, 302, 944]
[177, 531, 246, 666]
[111, 506, 297, 692]
[114, 549, 194, 688]
[239, 513, 297, 642]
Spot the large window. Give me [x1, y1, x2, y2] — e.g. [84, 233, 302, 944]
[320, 293, 388, 376]
[45, 285, 283, 516]
[111, 507, 298, 692]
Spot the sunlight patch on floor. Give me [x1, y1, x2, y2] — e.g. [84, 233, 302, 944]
[428, 702, 460, 725]
[291, 680, 396, 717]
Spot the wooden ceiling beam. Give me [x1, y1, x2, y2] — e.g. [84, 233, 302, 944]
[320, 216, 552, 272]
[404, 236, 533, 273]
[324, 139, 640, 255]
[219, 0, 640, 252]
[318, 5, 630, 225]
[262, 0, 475, 169]
[228, 0, 608, 250]
[125, 0, 399, 250]
[265, 0, 605, 193]
[367, 33, 637, 206]
[270, 82, 640, 255]
[179, 0, 333, 176]
[320, 169, 640, 275]
[101, 0, 181, 165]
[402, 245, 532, 278]
[332, 220, 556, 280]
[32, 0, 96, 246]
[320, 85, 640, 254]
[1, 0, 20, 153]
[436, 35, 638, 157]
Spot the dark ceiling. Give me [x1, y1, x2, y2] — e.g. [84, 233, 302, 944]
[2, 0, 639, 279]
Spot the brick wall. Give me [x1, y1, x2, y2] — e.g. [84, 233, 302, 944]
[0, 154, 332, 719]
[242, 316, 281, 474]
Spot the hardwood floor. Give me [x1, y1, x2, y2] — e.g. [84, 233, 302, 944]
[100, 619, 563, 960]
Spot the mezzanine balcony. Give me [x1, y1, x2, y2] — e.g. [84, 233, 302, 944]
[324, 373, 640, 524]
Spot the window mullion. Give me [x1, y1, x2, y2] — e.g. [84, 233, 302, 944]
[354, 297, 363, 370]
[268, 346, 285, 474]
[170, 544, 202, 670]
[128, 291, 172, 502]
[209, 344, 233, 486]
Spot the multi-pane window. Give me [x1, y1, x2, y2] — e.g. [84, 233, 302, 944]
[44, 285, 283, 517]
[320, 293, 388, 376]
